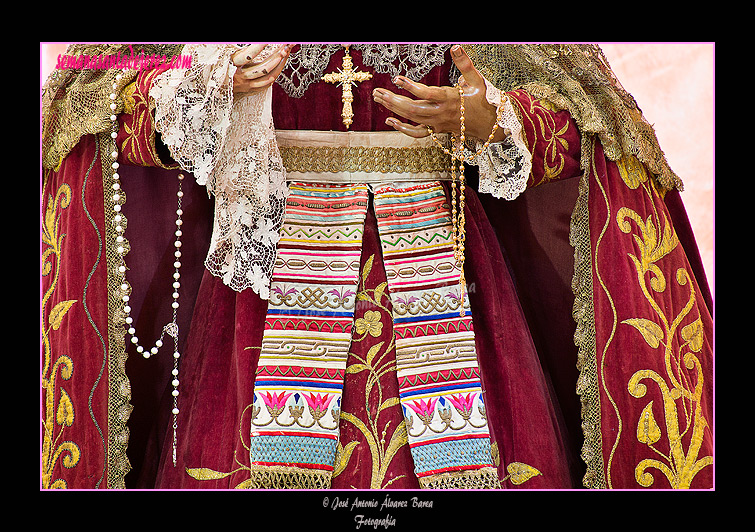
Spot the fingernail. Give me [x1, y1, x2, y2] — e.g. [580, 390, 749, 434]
[452, 45, 462, 57]
[393, 76, 403, 87]
[385, 117, 397, 127]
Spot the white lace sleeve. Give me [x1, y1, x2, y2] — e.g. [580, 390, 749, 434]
[150, 44, 288, 299]
[466, 77, 532, 200]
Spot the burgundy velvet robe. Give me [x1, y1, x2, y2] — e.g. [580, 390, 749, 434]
[41, 46, 713, 490]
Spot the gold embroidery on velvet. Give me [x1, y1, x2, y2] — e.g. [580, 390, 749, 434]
[592, 149, 622, 489]
[42, 182, 81, 489]
[502, 462, 542, 486]
[333, 253, 409, 489]
[615, 156, 712, 488]
[121, 71, 178, 170]
[509, 93, 572, 187]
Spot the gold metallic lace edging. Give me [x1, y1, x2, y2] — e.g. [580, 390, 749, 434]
[418, 466, 501, 489]
[279, 145, 452, 175]
[248, 464, 332, 489]
[42, 44, 184, 170]
[100, 130, 134, 488]
[569, 139, 606, 489]
[465, 44, 683, 192]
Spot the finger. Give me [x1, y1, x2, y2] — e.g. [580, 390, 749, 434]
[393, 76, 445, 102]
[237, 46, 287, 80]
[373, 88, 441, 122]
[450, 45, 484, 88]
[232, 44, 267, 66]
[385, 118, 431, 138]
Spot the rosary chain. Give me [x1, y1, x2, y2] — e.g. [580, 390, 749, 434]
[109, 73, 182, 466]
[428, 84, 505, 316]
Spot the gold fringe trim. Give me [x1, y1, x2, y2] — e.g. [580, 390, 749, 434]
[569, 138, 606, 489]
[248, 465, 332, 489]
[101, 131, 134, 488]
[418, 467, 500, 490]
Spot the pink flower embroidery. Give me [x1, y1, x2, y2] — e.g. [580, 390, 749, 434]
[407, 397, 438, 424]
[304, 392, 334, 420]
[260, 391, 292, 418]
[447, 393, 476, 419]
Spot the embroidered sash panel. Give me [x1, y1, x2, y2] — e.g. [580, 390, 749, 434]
[373, 183, 499, 489]
[250, 180, 499, 489]
[249, 183, 370, 488]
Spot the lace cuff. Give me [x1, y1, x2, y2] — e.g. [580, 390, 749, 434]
[150, 44, 288, 299]
[467, 78, 532, 200]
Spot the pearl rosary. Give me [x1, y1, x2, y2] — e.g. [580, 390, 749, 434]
[109, 72, 182, 466]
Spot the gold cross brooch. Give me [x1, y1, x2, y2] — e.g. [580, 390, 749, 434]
[321, 45, 373, 129]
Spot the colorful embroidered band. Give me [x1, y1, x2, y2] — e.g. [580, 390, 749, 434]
[374, 182, 499, 489]
[249, 182, 370, 488]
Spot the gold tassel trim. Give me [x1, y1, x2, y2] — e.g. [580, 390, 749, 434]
[418, 466, 500, 490]
[248, 464, 332, 489]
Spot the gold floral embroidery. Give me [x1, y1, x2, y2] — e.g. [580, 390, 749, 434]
[334, 253, 409, 488]
[41, 182, 81, 489]
[510, 93, 572, 186]
[120, 71, 177, 169]
[354, 309, 383, 338]
[615, 156, 712, 488]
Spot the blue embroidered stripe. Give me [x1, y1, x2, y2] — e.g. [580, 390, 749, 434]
[410, 437, 495, 474]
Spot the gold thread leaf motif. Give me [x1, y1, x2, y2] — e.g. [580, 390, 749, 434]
[185, 467, 236, 481]
[636, 402, 661, 445]
[49, 300, 77, 331]
[56, 388, 75, 427]
[681, 318, 704, 353]
[621, 318, 664, 349]
[506, 462, 542, 485]
[333, 441, 360, 478]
